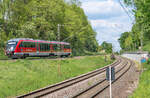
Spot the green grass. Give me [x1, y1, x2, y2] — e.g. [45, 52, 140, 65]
[130, 63, 150, 98]
[143, 42, 150, 52]
[0, 49, 8, 59]
[0, 55, 113, 98]
[129, 42, 150, 98]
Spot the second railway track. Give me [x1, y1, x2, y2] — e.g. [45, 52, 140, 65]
[17, 56, 133, 98]
[73, 57, 132, 98]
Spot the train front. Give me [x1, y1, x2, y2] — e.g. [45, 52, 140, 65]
[5, 41, 18, 58]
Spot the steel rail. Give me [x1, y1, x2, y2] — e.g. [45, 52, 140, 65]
[72, 58, 129, 98]
[92, 59, 133, 98]
[73, 58, 133, 98]
[17, 57, 122, 98]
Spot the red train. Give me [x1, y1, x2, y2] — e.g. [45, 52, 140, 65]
[5, 38, 71, 59]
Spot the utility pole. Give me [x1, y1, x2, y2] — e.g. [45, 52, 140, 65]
[57, 24, 60, 43]
[140, 31, 143, 51]
[57, 24, 61, 52]
[140, 31, 143, 72]
[56, 24, 89, 76]
[57, 24, 61, 76]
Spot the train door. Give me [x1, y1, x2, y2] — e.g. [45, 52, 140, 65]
[36, 42, 39, 55]
[61, 44, 64, 53]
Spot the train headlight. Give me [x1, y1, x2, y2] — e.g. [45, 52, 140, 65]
[10, 47, 14, 51]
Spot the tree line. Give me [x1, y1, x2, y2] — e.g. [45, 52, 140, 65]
[0, 0, 99, 55]
[119, 0, 150, 52]
[101, 41, 112, 53]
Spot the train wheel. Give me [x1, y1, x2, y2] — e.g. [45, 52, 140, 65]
[11, 57, 18, 59]
[20, 56, 26, 59]
[60, 55, 64, 58]
[65, 55, 69, 57]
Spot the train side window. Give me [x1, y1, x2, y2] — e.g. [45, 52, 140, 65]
[64, 45, 66, 49]
[30, 42, 35, 48]
[43, 43, 47, 51]
[61, 44, 64, 50]
[40, 43, 50, 51]
[64, 45, 70, 49]
[53, 44, 58, 51]
[47, 43, 50, 51]
[45, 43, 50, 51]
[23, 42, 27, 48]
[40, 43, 43, 51]
[22, 42, 35, 48]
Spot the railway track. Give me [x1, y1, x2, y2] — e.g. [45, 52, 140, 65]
[17, 56, 133, 98]
[0, 55, 101, 61]
[73, 58, 132, 98]
[0, 56, 64, 61]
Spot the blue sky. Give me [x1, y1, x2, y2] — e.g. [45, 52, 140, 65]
[79, 0, 134, 51]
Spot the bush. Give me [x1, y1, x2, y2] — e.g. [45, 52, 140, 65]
[147, 58, 150, 64]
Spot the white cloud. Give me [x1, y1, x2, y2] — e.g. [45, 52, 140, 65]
[81, 0, 125, 19]
[79, 0, 133, 51]
[90, 15, 132, 33]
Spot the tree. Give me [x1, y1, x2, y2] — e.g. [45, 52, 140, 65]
[101, 41, 113, 53]
[120, 0, 150, 52]
[0, 0, 98, 55]
[119, 32, 129, 50]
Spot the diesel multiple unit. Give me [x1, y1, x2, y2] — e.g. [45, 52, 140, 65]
[5, 38, 71, 59]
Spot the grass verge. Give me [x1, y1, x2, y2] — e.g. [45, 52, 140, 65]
[143, 42, 150, 52]
[0, 55, 113, 98]
[130, 63, 150, 98]
[0, 49, 8, 59]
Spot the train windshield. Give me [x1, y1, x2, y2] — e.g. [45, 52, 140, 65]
[6, 41, 18, 51]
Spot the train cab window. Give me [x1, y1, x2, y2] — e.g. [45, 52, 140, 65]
[6, 41, 18, 51]
[19, 42, 23, 47]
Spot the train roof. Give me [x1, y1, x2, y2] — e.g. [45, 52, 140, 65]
[8, 38, 33, 42]
[7, 38, 70, 45]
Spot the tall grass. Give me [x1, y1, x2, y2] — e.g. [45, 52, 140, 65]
[130, 63, 150, 98]
[0, 55, 113, 98]
[0, 48, 8, 59]
[143, 42, 150, 52]
[129, 42, 150, 98]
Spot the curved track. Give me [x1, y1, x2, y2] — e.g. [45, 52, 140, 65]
[17, 56, 133, 98]
[73, 57, 132, 98]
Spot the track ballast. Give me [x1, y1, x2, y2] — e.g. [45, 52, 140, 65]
[17, 56, 133, 98]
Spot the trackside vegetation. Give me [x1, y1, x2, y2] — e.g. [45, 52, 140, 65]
[119, 0, 150, 52]
[0, 55, 113, 97]
[0, 49, 8, 59]
[143, 42, 150, 52]
[130, 63, 150, 98]
[0, 0, 98, 56]
[119, 1, 150, 96]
